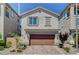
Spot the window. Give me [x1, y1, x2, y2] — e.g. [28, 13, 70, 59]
[28, 17, 38, 26]
[76, 18, 79, 26]
[74, 5, 76, 15]
[11, 10, 15, 17]
[67, 8, 70, 17]
[64, 12, 67, 17]
[74, 4, 79, 15]
[63, 8, 70, 18]
[17, 19, 19, 22]
[13, 12, 16, 17]
[0, 5, 1, 15]
[10, 10, 13, 17]
[77, 6, 79, 15]
[45, 17, 51, 27]
[5, 7, 9, 18]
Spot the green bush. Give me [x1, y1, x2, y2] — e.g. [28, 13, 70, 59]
[0, 40, 5, 46]
[10, 49, 16, 52]
[0, 46, 4, 51]
[6, 42, 12, 48]
[10, 32, 17, 37]
[63, 47, 70, 53]
[0, 40, 4, 43]
[0, 33, 2, 39]
[17, 49, 22, 52]
[19, 43, 27, 50]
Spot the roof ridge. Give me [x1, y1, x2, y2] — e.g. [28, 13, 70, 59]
[20, 7, 60, 18]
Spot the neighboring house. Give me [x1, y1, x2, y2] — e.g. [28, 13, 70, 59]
[0, 3, 19, 40]
[20, 7, 60, 45]
[59, 3, 79, 43]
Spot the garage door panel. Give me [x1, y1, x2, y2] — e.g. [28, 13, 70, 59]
[31, 39, 54, 45]
[30, 34, 55, 45]
[30, 34, 55, 39]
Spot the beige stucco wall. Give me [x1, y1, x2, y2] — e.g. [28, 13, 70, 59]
[21, 11, 59, 30]
[21, 11, 59, 45]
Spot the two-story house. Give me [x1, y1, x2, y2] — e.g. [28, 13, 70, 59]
[59, 3, 79, 43]
[20, 3, 79, 45]
[0, 3, 19, 40]
[20, 7, 60, 45]
[1, 3, 78, 46]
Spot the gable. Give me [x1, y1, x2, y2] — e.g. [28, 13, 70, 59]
[20, 7, 59, 18]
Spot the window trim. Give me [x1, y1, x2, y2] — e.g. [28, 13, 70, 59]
[0, 5, 1, 16]
[74, 5, 79, 15]
[5, 7, 9, 18]
[28, 16, 39, 26]
[76, 18, 79, 26]
[45, 16, 52, 27]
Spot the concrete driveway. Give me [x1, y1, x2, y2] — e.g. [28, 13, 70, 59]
[22, 45, 66, 54]
[0, 45, 66, 55]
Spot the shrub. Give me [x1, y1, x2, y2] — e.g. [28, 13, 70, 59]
[0, 40, 4, 43]
[0, 40, 5, 46]
[17, 49, 22, 52]
[0, 46, 4, 51]
[59, 43, 63, 48]
[59, 33, 69, 48]
[0, 33, 2, 39]
[6, 42, 12, 48]
[63, 47, 70, 53]
[10, 49, 16, 52]
[19, 43, 27, 50]
[10, 32, 17, 37]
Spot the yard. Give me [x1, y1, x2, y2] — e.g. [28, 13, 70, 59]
[0, 32, 79, 55]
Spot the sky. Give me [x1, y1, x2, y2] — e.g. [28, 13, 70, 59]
[9, 3, 68, 14]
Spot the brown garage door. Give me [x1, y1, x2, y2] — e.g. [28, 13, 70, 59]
[30, 34, 55, 45]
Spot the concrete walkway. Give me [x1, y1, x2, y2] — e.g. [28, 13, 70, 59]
[0, 45, 67, 55]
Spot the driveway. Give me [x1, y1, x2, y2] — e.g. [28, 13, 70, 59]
[0, 45, 67, 55]
[22, 45, 66, 54]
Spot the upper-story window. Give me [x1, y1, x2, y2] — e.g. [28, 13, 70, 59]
[0, 5, 1, 15]
[76, 18, 79, 26]
[10, 10, 13, 17]
[45, 17, 51, 27]
[67, 8, 70, 17]
[64, 12, 67, 17]
[5, 7, 9, 18]
[63, 8, 70, 18]
[74, 4, 79, 15]
[13, 12, 16, 17]
[11, 10, 16, 18]
[28, 17, 38, 26]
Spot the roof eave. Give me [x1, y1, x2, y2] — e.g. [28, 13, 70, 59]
[20, 7, 60, 18]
